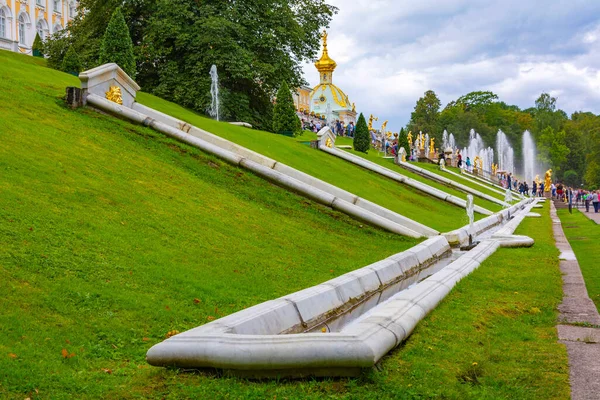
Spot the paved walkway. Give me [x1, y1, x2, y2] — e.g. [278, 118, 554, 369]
[551, 202, 600, 400]
[578, 208, 600, 224]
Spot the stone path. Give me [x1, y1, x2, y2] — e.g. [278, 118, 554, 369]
[578, 208, 600, 224]
[551, 202, 600, 400]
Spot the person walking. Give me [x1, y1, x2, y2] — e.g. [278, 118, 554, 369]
[593, 191, 599, 213]
[584, 192, 590, 212]
[466, 157, 471, 172]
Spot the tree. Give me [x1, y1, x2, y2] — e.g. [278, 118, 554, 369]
[354, 113, 370, 153]
[537, 127, 570, 175]
[273, 82, 301, 136]
[61, 46, 82, 75]
[32, 33, 44, 57]
[456, 91, 498, 112]
[563, 170, 579, 187]
[398, 127, 409, 153]
[408, 90, 441, 140]
[99, 7, 136, 78]
[51, 0, 336, 131]
[43, 30, 73, 70]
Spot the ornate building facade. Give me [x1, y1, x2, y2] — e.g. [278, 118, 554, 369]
[308, 31, 356, 126]
[0, 0, 78, 54]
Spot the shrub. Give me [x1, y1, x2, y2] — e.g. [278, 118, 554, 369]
[99, 7, 136, 78]
[62, 45, 82, 76]
[398, 127, 409, 154]
[273, 82, 301, 136]
[43, 30, 72, 70]
[353, 113, 370, 153]
[32, 33, 44, 57]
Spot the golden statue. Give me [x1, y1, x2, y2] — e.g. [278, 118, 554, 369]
[368, 114, 378, 131]
[429, 138, 435, 154]
[535, 174, 541, 185]
[544, 169, 552, 191]
[380, 120, 388, 135]
[401, 151, 406, 162]
[491, 163, 498, 175]
[322, 30, 328, 44]
[106, 86, 123, 105]
[407, 131, 413, 148]
[419, 132, 425, 150]
[325, 137, 333, 148]
[352, 103, 356, 112]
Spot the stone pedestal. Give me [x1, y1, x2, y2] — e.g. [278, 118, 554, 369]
[79, 63, 141, 108]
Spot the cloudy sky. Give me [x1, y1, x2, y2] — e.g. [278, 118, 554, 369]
[302, 0, 600, 130]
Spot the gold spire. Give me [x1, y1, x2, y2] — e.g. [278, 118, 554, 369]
[315, 30, 337, 74]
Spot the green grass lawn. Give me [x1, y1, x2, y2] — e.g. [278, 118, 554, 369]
[332, 138, 502, 214]
[0, 50, 419, 399]
[0, 50, 569, 399]
[557, 208, 600, 312]
[414, 162, 511, 202]
[137, 93, 478, 233]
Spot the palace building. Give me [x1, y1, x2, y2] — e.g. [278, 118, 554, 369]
[0, 0, 78, 54]
[308, 31, 356, 126]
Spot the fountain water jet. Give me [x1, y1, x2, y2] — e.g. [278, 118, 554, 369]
[208, 65, 220, 121]
[496, 130, 514, 174]
[522, 130, 538, 183]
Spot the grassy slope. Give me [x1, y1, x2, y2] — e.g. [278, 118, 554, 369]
[557, 209, 600, 311]
[0, 51, 569, 399]
[0, 50, 419, 398]
[135, 203, 568, 400]
[333, 137, 502, 213]
[137, 93, 475, 233]
[415, 162, 511, 202]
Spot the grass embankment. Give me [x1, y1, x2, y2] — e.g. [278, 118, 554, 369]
[0, 50, 420, 398]
[332, 137, 502, 213]
[120, 202, 567, 399]
[138, 93, 477, 232]
[0, 51, 569, 398]
[411, 162, 511, 202]
[557, 209, 600, 312]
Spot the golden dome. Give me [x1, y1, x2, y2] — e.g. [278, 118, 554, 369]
[315, 30, 337, 73]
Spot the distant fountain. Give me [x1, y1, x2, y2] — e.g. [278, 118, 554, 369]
[496, 130, 514, 174]
[425, 133, 430, 153]
[325, 103, 333, 129]
[462, 129, 494, 178]
[466, 194, 475, 229]
[442, 130, 448, 149]
[208, 65, 220, 121]
[522, 130, 538, 184]
[448, 133, 456, 151]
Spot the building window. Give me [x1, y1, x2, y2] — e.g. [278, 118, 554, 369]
[54, 24, 62, 33]
[36, 20, 45, 40]
[54, 0, 61, 13]
[69, 2, 76, 18]
[0, 9, 5, 39]
[36, 0, 44, 6]
[19, 14, 27, 45]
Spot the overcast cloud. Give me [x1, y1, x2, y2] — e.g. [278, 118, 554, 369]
[302, 0, 600, 130]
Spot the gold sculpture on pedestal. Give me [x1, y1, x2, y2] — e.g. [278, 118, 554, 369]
[407, 131, 413, 149]
[535, 175, 541, 185]
[106, 86, 123, 105]
[325, 137, 333, 148]
[368, 114, 378, 131]
[419, 132, 425, 150]
[380, 120, 388, 136]
[544, 169, 552, 191]
[429, 138, 435, 155]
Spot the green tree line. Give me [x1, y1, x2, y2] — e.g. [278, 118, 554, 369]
[407, 90, 600, 189]
[45, 0, 336, 132]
